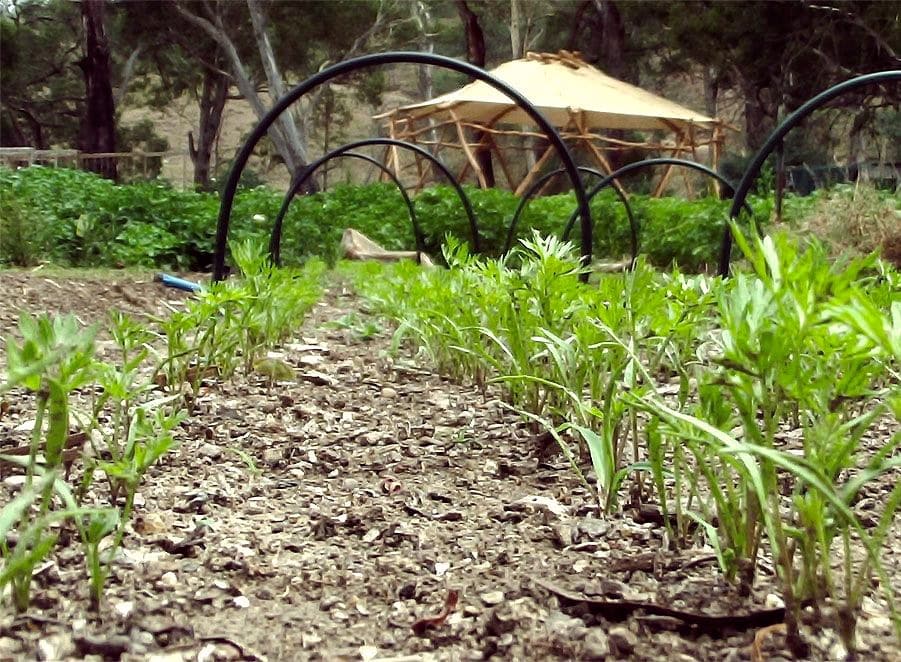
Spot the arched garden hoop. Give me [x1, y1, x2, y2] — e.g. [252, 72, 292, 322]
[557, 158, 747, 268]
[502, 166, 638, 263]
[269, 138, 475, 264]
[718, 70, 901, 276]
[213, 52, 592, 281]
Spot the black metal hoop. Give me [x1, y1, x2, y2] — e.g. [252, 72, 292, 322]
[213, 52, 592, 281]
[502, 166, 639, 263]
[719, 70, 901, 276]
[556, 158, 747, 268]
[268, 139, 474, 263]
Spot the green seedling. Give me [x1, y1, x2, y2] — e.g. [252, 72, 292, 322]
[324, 312, 384, 342]
[4, 314, 96, 483]
[253, 357, 295, 392]
[0, 460, 112, 613]
[224, 446, 261, 476]
[0, 472, 60, 611]
[1, 314, 99, 612]
[81, 508, 120, 610]
[91, 404, 183, 608]
[351, 225, 900, 654]
[0, 246, 324, 613]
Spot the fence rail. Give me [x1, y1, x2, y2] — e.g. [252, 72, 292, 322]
[0, 148, 193, 188]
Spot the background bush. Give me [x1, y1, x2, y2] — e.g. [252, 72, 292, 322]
[12, 165, 888, 272]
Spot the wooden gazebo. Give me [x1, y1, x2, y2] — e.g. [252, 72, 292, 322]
[376, 51, 726, 196]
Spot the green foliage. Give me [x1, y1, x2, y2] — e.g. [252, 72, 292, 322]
[5, 166, 894, 274]
[1, 245, 323, 612]
[0, 194, 38, 266]
[352, 228, 900, 654]
[0, 0, 83, 148]
[634, 228, 901, 654]
[1, 166, 776, 272]
[151, 241, 323, 396]
[1, 313, 106, 611]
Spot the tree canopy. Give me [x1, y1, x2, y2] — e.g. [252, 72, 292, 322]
[1, 0, 898, 185]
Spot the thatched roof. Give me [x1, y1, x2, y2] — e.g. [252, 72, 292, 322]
[379, 51, 718, 132]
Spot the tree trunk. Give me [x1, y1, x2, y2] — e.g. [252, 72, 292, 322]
[173, 1, 310, 187]
[743, 98, 771, 153]
[567, 1, 590, 51]
[737, 75, 778, 153]
[703, 66, 719, 118]
[7, 107, 47, 149]
[78, 0, 117, 181]
[510, 0, 523, 59]
[593, 0, 626, 80]
[413, 1, 436, 103]
[456, 0, 487, 65]
[114, 45, 144, 107]
[847, 109, 870, 181]
[1, 111, 30, 147]
[592, 0, 628, 170]
[412, 1, 437, 181]
[246, 0, 310, 173]
[455, 0, 495, 188]
[189, 63, 229, 191]
[321, 87, 336, 189]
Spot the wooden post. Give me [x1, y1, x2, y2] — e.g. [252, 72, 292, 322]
[651, 164, 676, 197]
[711, 125, 723, 198]
[488, 133, 516, 189]
[514, 143, 556, 196]
[450, 109, 488, 188]
[651, 134, 688, 196]
[388, 115, 402, 183]
[576, 111, 629, 198]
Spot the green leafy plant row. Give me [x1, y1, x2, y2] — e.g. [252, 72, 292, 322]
[350, 231, 900, 656]
[1, 165, 786, 271]
[1, 241, 322, 612]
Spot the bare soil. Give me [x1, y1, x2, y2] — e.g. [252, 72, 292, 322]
[0, 269, 898, 661]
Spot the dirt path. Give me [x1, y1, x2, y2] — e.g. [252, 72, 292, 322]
[0, 270, 898, 661]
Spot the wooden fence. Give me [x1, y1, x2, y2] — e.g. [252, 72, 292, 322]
[0, 148, 194, 188]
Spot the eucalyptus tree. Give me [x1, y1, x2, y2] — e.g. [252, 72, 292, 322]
[1, 0, 85, 149]
[117, 0, 235, 190]
[79, 0, 117, 179]
[622, 0, 901, 152]
[171, 0, 412, 185]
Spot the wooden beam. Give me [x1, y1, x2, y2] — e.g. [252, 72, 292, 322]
[449, 108, 488, 189]
[574, 111, 629, 199]
[652, 163, 677, 197]
[492, 139, 516, 189]
[514, 143, 556, 196]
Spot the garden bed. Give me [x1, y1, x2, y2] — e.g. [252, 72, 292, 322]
[1, 269, 898, 661]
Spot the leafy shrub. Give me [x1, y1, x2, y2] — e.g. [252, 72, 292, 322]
[1, 165, 777, 272]
[0, 194, 39, 266]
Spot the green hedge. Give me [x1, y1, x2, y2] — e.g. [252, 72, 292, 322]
[1, 166, 776, 271]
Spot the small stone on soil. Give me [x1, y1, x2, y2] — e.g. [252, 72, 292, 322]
[608, 625, 638, 657]
[198, 443, 221, 459]
[159, 571, 178, 588]
[480, 590, 505, 606]
[583, 629, 610, 659]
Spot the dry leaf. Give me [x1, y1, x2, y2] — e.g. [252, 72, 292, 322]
[411, 590, 459, 636]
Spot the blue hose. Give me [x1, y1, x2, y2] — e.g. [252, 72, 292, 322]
[155, 274, 204, 293]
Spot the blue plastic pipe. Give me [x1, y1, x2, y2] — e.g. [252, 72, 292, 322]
[155, 274, 204, 293]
